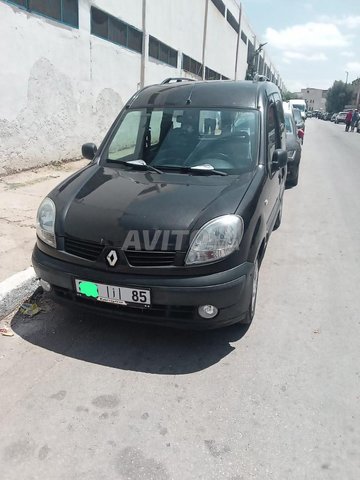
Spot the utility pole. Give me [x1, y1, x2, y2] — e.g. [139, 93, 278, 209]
[234, 2, 242, 80]
[140, 0, 147, 88]
[356, 77, 360, 108]
[201, 0, 209, 80]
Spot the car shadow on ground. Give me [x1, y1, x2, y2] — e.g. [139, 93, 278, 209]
[11, 289, 251, 375]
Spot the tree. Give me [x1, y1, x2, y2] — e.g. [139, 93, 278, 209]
[326, 80, 353, 113]
[282, 91, 298, 101]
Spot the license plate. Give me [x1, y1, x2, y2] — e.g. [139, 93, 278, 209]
[75, 279, 151, 306]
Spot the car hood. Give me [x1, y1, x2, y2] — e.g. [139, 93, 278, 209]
[52, 164, 254, 250]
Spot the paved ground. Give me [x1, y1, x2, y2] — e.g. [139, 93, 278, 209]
[1, 120, 360, 479]
[0, 160, 88, 282]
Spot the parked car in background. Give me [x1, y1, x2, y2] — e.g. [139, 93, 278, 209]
[335, 112, 347, 124]
[331, 113, 337, 122]
[284, 112, 301, 187]
[32, 78, 288, 329]
[292, 107, 305, 140]
[289, 99, 307, 120]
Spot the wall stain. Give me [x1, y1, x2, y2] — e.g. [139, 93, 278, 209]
[0, 57, 123, 174]
[92, 394, 120, 409]
[38, 444, 50, 460]
[204, 439, 231, 458]
[115, 447, 170, 480]
[3, 438, 36, 463]
[50, 390, 67, 401]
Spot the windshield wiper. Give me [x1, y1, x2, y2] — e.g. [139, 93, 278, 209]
[107, 159, 163, 174]
[156, 164, 227, 176]
[190, 164, 228, 176]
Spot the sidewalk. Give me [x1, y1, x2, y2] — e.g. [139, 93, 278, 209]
[0, 159, 88, 283]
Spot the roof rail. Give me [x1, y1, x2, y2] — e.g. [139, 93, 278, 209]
[253, 74, 270, 82]
[161, 77, 196, 84]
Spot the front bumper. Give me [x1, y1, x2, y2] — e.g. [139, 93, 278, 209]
[32, 246, 254, 329]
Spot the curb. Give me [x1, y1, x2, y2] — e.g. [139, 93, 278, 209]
[0, 268, 39, 319]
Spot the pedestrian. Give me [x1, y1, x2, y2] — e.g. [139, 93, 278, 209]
[345, 110, 352, 132]
[351, 109, 359, 132]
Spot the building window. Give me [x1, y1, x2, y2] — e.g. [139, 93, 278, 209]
[247, 41, 254, 63]
[205, 67, 221, 80]
[91, 7, 143, 54]
[182, 54, 203, 77]
[211, 0, 225, 17]
[3, 0, 79, 28]
[226, 10, 239, 33]
[149, 36, 178, 68]
[241, 30, 247, 44]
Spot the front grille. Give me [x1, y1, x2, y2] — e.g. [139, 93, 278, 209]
[64, 237, 104, 261]
[125, 250, 177, 267]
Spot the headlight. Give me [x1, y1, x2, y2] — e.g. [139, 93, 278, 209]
[36, 197, 56, 247]
[185, 215, 244, 265]
[287, 150, 296, 160]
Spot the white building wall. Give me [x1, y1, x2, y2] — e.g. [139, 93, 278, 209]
[0, 0, 284, 174]
[205, 4, 238, 78]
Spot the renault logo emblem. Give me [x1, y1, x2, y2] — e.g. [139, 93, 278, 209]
[106, 250, 118, 267]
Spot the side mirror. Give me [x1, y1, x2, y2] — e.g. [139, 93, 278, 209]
[82, 143, 97, 161]
[272, 149, 287, 171]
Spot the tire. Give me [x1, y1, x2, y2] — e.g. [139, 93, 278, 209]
[273, 198, 283, 230]
[287, 166, 299, 187]
[243, 258, 259, 325]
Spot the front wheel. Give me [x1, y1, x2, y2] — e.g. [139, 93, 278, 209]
[243, 258, 259, 325]
[273, 199, 283, 230]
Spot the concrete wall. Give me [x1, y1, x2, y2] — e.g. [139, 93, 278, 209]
[0, 0, 284, 174]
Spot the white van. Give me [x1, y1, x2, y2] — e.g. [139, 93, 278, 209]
[289, 99, 307, 119]
[283, 101, 294, 115]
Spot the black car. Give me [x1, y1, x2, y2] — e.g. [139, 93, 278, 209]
[284, 112, 301, 187]
[33, 79, 287, 329]
[293, 107, 305, 134]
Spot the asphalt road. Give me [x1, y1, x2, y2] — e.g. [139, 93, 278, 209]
[1, 119, 360, 480]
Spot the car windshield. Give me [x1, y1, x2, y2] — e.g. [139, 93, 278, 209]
[285, 114, 294, 134]
[292, 103, 305, 112]
[104, 108, 260, 175]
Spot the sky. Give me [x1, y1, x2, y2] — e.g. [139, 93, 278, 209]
[240, 0, 360, 92]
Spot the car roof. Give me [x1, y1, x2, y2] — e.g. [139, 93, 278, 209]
[128, 80, 280, 110]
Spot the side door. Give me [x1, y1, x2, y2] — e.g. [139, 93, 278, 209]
[265, 96, 283, 231]
[274, 92, 287, 194]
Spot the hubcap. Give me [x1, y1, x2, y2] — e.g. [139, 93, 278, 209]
[251, 259, 259, 316]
